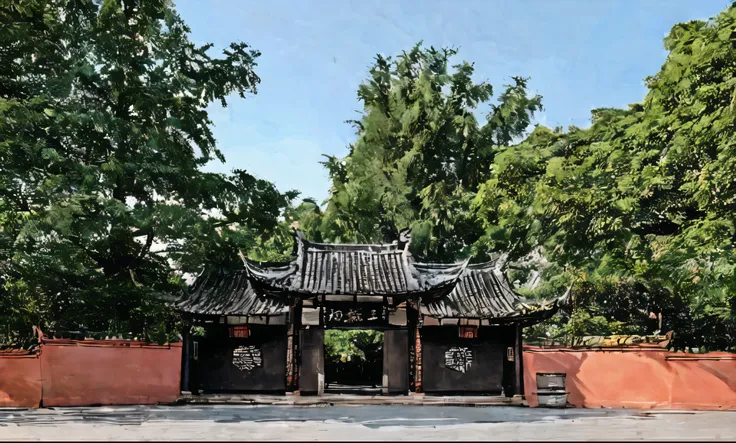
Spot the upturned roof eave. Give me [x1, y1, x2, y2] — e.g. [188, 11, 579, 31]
[420, 302, 559, 324]
[240, 230, 472, 297]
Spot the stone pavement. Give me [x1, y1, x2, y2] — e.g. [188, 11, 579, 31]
[1, 405, 735, 441]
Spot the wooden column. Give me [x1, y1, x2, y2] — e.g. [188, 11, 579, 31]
[415, 327, 423, 393]
[180, 317, 191, 393]
[285, 302, 302, 391]
[190, 321, 202, 395]
[383, 329, 410, 394]
[298, 328, 324, 394]
[514, 323, 524, 397]
[415, 306, 423, 393]
[406, 301, 423, 393]
[407, 305, 416, 392]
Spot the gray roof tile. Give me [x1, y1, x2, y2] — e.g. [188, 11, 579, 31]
[176, 269, 288, 316]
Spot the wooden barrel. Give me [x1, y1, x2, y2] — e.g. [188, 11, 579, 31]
[535, 372, 568, 408]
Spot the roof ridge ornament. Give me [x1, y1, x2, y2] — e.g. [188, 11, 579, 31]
[292, 228, 307, 241]
[290, 228, 307, 289]
[493, 251, 510, 272]
[556, 284, 574, 307]
[291, 228, 308, 254]
[398, 227, 412, 253]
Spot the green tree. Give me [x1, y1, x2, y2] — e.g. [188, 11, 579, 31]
[324, 329, 383, 364]
[479, 4, 736, 351]
[321, 43, 542, 262]
[247, 198, 324, 263]
[324, 329, 383, 385]
[0, 0, 293, 344]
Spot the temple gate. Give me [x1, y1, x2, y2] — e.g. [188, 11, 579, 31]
[176, 229, 562, 397]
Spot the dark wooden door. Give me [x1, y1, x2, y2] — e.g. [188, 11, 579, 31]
[420, 327, 504, 394]
[299, 328, 324, 394]
[383, 329, 409, 394]
[197, 326, 287, 393]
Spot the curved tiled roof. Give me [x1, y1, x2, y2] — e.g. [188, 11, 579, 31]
[421, 261, 559, 321]
[244, 229, 468, 297]
[176, 268, 288, 316]
[179, 230, 562, 324]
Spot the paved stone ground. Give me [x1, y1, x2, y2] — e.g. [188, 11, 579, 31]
[0, 405, 735, 441]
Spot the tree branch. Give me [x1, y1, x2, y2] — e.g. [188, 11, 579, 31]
[136, 230, 155, 262]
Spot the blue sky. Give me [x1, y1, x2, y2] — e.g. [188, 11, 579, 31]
[175, 0, 731, 205]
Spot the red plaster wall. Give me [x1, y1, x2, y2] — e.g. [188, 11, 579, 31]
[0, 354, 42, 408]
[40, 340, 182, 407]
[524, 346, 736, 410]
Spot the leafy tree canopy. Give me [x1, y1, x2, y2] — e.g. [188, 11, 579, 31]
[0, 0, 295, 345]
[319, 43, 542, 262]
[476, 4, 736, 350]
[301, 6, 736, 350]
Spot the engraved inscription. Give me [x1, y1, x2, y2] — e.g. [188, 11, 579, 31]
[445, 347, 473, 373]
[233, 345, 262, 371]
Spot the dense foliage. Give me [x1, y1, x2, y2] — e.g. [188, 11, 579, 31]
[0, 0, 294, 345]
[324, 329, 383, 385]
[494, 7, 736, 350]
[2, 1, 735, 352]
[304, 6, 736, 351]
[319, 44, 542, 262]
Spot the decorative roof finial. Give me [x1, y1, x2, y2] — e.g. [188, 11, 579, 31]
[398, 228, 412, 253]
[291, 228, 307, 240]
[290, 228, 307, 260]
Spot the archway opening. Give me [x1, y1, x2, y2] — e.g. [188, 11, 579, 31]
[324, 329, 383, 394]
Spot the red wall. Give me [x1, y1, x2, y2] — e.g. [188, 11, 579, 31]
[4, 340, 735, 409]
[40, 340, 182, 407]
[524, 346, 736, 410]
[0, 353, 42, 408]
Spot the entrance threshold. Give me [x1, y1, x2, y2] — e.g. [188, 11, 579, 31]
[176, 392, 527, 407]
[324, 384, 382, 395]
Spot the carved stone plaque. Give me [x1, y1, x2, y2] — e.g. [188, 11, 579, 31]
[322, 302, 387, 327]
[445, 347, 473, 373]
[233, 345, 262, 371]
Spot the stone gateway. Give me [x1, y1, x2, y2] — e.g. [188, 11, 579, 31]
[176, 229, 564, 397]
